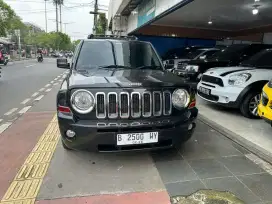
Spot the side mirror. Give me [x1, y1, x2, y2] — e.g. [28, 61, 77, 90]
[57, 58, 70, 69]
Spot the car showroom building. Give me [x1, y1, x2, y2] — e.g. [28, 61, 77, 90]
[108, 0, 272, 56]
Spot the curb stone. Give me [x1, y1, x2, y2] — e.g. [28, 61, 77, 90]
[198, 113, 272, 165]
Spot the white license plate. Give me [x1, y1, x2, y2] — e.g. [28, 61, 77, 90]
[117, 132, 158, 146]
[199, 86, 211, 95]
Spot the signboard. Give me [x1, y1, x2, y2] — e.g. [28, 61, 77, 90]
[137, 0, 156, 27]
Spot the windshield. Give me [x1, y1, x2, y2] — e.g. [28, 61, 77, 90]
[76, 40, 162, 70]
[240, 49, 272, 68]
[209, 44, 248, 61]
[184, 49, 205, 59]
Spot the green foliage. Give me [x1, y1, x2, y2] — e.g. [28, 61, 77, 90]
[25, 32, 72, 50]
[96, 13, 107, 35]
[0, 0, 19, 36]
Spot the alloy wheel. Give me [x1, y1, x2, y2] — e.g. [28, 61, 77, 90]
[249, 93, 261, 116]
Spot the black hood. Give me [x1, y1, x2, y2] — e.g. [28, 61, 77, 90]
[68, 69, 190, 88]
[187, 59, 230, 67]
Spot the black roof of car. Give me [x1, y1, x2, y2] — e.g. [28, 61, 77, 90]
[87, 34, 138, 41]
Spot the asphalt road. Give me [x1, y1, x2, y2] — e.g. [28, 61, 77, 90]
[0, 58, 65, 121]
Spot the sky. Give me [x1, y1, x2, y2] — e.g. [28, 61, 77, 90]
[4, 0, 110, 40]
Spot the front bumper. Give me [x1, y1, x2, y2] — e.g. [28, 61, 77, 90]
[173, 70, 199, 81]
[197, 82, 244, 108]
[258, 104, 272, 126]
[58, 108, 198, 152]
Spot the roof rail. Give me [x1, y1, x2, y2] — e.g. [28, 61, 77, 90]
[87, 34, 138, 40]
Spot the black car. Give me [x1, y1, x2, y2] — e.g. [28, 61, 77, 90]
[163, 45, 213, 69]
[56, 35, 198, 152]
[176, 44, 272, 82]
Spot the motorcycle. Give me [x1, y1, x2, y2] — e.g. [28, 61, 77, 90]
[37, 54, 43, 62]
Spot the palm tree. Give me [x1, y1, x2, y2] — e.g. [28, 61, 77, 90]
[53, 0, 63, 32]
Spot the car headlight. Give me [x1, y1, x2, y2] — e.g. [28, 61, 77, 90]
[228, 73, 251, 86]
[70, 90, 95, 114]
[172, 89, 190, 109]
[185, 65, 199, 72]
[268, 79, 272, 88]
[262, 91, 268, 99]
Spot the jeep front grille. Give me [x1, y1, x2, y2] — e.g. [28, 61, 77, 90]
[95, 91, 172, 119]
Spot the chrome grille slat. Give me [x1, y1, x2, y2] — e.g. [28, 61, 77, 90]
[142, 92, 152, 117]
[163, 91, 172, 115]
[96, 92, 106, 119]
[131, 92, 141, 118]
[153, 91, 162, 116]
[96, 91, 172, 119]
[120, 92, 130, 118]
[107, 92, 118, 118]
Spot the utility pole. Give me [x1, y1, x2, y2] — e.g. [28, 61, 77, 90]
[59, 4, 62, 32]
[44, 0, 48, 32]
[55, 3, 59, 32]
[93, 0, 98, 34]
[15, 30, 21, 60]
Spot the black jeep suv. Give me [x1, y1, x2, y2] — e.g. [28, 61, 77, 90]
[56, 35, 198, 152]
[176, 44, 272, 82]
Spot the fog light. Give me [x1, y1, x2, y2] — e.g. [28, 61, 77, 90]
[66, 130, 75, 138]
[188, 123, 193, 130]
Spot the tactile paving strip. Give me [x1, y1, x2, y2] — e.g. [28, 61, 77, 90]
[1, 115, 59, 204]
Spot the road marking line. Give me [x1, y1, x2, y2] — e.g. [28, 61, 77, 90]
[50, 80, 54, 84]
[0, 122, 12, 134]
[4, 108, 18, 116]
[0, 115, 59, 203]
[34, 95, 44, 101]
[0, 119, 2, 123]
[31, 92, 39, 97]
[45, 88, 52, 92]
[39, 88, 45, 92]
[58, 79, 63, 82]
[45, 84, 51, 87]
[21, 98, 30, 104]
[18, 106, 32, 114]
[25, 64, 35, 68]
[53, 82, 59, 85]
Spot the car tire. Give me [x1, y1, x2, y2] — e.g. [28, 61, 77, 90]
[240, 91, 261, 119]
[61, 140, 72, 150]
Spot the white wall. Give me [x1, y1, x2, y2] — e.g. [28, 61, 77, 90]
[155, 0, 184, 17]
[127, 12, 138, 33]
[263, 33, 272, 44]
[108, 0, 124, 26]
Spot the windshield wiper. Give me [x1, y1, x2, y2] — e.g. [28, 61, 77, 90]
[137, 65, 162, 70]
[98, 65, 133, 69]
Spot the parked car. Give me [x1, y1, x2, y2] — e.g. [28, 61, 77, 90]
[55, 35, 198, 151]
[172, 48, 220, 74]
[177, 44, 272, 82]
[197, 48, 272, 118]
[258, 79, 272, 126]
[163, 45, 213, 70]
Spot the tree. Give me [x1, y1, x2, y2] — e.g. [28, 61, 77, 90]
[0, 0, 18, 36]
[96, 13, 107, 35]
[25, 31, 72, 51]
